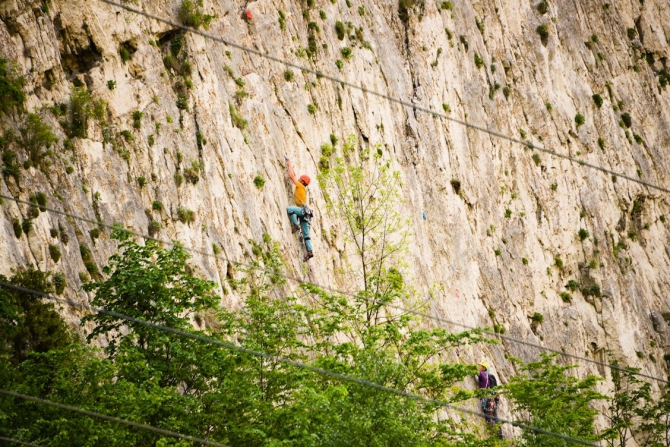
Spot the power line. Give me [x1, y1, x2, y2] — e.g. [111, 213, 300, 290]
[0, 282, 602, 447]
[0, 389, 230, 447]
[1, 192, 667, 384]
[100, 0, 670, 195]
[0, 437, 41, 447]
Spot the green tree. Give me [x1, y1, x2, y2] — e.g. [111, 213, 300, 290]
[601, 362, 670, 447]
[505, 353, 605, 446]
[318, 135, 411, 322]
[0, 267, 72, 363]
[82, 230, 219, 390]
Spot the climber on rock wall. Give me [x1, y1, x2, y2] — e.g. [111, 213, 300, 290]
[285, 156, 314, 261]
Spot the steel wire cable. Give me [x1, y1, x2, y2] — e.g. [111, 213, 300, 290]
[0, 437, 41, 447]
[0, 389, 230, 447]
[99, 0, 670, 195]
[0, 282, 602, 447]
[0, 192, 667, 384]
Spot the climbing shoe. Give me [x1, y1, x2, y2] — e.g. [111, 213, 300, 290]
[304, 251, 314, 262]
[291, 225, 300, 234]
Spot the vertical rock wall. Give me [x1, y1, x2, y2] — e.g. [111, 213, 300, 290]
[1, 0, 669, 399]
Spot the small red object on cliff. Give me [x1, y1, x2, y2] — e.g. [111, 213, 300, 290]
[244, 9, 252, 20]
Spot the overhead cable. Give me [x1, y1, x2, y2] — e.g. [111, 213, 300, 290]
[0, 192, 667, 385]
[0, 281, 601, 447]
[0, 389, 230, 447]
[99, 0, 670, 195]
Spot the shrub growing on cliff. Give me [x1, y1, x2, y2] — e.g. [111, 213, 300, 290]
[536, 24, 549, 42]
[67, 87, 107, 139]
[178, 0, 217, 29]
[0, 58, 26, 115]
[18, 113, 58, 169]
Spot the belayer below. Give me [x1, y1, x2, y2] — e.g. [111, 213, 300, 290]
[285, 157, 314, 261]
[477, 361, 502, 439]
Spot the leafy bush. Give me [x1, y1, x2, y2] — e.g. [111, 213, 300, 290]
[253, 174, 265, 188]
[340, 47, 353, 60]
[178, 0, 217, 29]
[137, 176, 147, 187]
[563, 280, 578, 293]
[621, 112, 632, 128]
[335, 21, 345, 40]
[536, 24, 549, 41]
[532, 153, 541, 166]
[0, 58, 26, 115]
[575, 114, 585, 127]
[229, 104, 247, 130]
[537, 1, 548, 14]
[18, 113, 58, 168]
[152, 200, 164, 211]
[90, 228, 101, 240]
[578, 228, 590, 241]
[474, 53, 484, 69]
[177, 207, 196, 224]
[560, 291, 572, 302]
[132, 110, 143, 129]
[592, 94, 603, 108]
[68, 87, 107, 139]
[283, 70, 294, 81]
[49, 244, 61, 263]
[531, 312, 544, 323]
[52, 273, 66, 294]
[148, 220, 162, 236]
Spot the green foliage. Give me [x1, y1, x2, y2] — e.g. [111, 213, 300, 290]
[474, 53, 484, 69]
[522, 257, 529, 265]
[67, 87, 107, 139]
[52, 273, 66, 295]
[132, 110, 143, 129]
[253, 174, 265, 188]
[136, 176, 147, 187]
[18, 113, 58, 169]
[442, 103, 451, 113]
[560, 291, 572, 303]
[532, 153, 541, 166]
[307, 103, 316, 114]
[621, 112, 632, 128]
[0, 58, 26, 115]
[598, 137, 605, 150]
[283, 69, 294, 81]
[531, 312, 544, 323]
[119, 47, 130, 63]
[505, 354, 604, 446]
[318, 135, 410, 297]
[49, 244, 61, 263]
[178, 0, 217, 29]
[592, 94, 603, 108]
[536, 24, 549, 41]
[335, 20, 346, 40]
[578, 228, 590, 241]
[152, 200, 164, 211]
[341, 46, 353, 60]
[176, 207, 196, 224]
[278, 10, 286, 30]
[147, 220, 161, 236]
[537, 1, 548, 14]
[441, 1, 453, 10]
[627, 27, 637, 39]
[90, 228, 101, 240]
[566, 279, 579, 292]
[0, 267, 72, 363]
[229, 103, 247, 130]
[106, 79, 116, 90]
[600, 363, 670, 446]
[575, 114, 585, 127]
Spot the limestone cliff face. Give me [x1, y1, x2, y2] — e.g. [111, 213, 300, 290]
[1, 0, 669, 399]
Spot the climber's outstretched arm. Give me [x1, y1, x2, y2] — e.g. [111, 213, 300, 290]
[286, 156, 298, 185]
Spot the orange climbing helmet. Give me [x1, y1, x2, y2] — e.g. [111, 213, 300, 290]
[299, 175, 311, 185]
